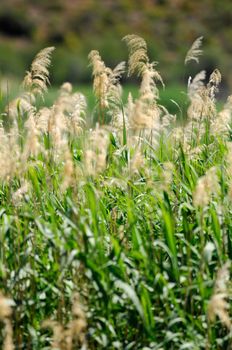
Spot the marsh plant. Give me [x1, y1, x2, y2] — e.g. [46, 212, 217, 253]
[0, 35, 232, 349]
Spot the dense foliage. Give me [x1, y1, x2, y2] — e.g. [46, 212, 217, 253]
[0, 35, 232, 349]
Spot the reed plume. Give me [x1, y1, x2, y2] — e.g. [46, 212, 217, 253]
[122, 34, 149, 77]
[188, 70, 206, 99]
[8, 93, 35, 120]
[61, 149, 74, 192]
[55, 83, 86, 135]
[123, 34, 163, 98]
[211, 95, 232, 136]
[23, 47, 55, 98]
[207, 68, 221, 102]
[193, 167, 219, 207]
[185, 36, 203, 64]
[22, 112, 42, 160]
[84, 126, 109, 176]
[12, 181, 30, 206]
[185, 69, 220, 148]
[89, 50, 125, 125]
[7, 46, 54, 124]
[208, 261, 231, 329]
[88, 50, 109, 111]
[0, 124, 21, 181]
[123, 35, 168, 135]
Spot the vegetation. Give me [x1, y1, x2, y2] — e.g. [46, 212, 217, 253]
[0, 34, 232, 349]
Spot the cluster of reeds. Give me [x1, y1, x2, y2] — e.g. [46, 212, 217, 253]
[0, 35, 232, 349]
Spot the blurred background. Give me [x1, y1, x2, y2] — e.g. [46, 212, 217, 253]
[0, 0, 232, 96]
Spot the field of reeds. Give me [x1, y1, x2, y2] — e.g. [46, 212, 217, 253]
[0, 35, 232, 350]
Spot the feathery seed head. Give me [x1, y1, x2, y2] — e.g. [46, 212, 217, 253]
[61, 149, 74, 192]
[139, 63, 163, 101]
[187, 85, 216, 122]
[23, 112, 41, 159]
[185, 36, 203, 65]
[23, 46, 55, 98]
[130, 149, 144, 174]
[84, 127, 109, 176]
[188, 70, 206, 99]
[54, 83, 86, 136]
[36, 107, 51, 133]
[208, 262, 231, 330]
[123, 34, 149, 77]
[193, 167, 219, 207]
[88, 50, 109, 109]
[89, 51, 125, 117]
[207, 69, 221, 102]
[8, 93, 35, 119]
[12, 181, 30, 206]
[60, 82, 73, 94]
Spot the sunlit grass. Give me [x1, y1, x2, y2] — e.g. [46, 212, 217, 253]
[0, 36, 232, 350]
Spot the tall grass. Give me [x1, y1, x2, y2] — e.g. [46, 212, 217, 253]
[0, 35, 232, 349]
